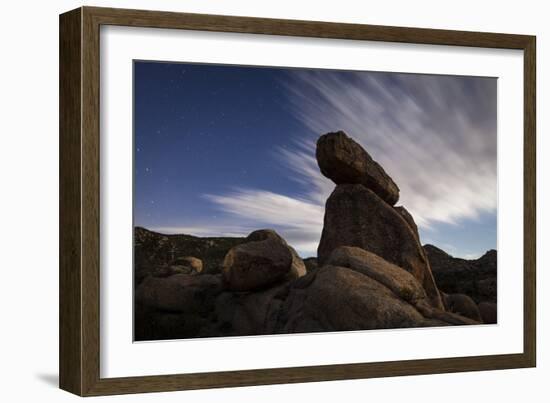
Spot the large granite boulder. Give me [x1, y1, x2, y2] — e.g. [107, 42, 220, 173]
[316, 131, 399, 205]
[274, 266, 428, 333]
[326, 246, 427, 305]
[135, 252, 477, 340]
[222, 232, 293, 291]
[245, 229, 307, 280]
[318, 184, 443, 309]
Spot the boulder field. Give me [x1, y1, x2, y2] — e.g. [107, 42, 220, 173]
[134, 131, 496, 340]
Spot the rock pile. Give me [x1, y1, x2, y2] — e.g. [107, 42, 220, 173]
[134, 130, 495, 341]
[316, 131, 444, 309]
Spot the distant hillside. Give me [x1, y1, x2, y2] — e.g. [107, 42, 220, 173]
[134, 227, 245, 284]
[135, 227, 497, 305]
[424, 244, 497, 303]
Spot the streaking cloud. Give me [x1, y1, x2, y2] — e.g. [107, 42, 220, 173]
[283, 70, 497, 229]
[191, 70, 497, 257]
[204, 190, 324, 256]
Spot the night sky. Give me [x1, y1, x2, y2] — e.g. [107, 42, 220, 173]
[134, 61, 497, 258]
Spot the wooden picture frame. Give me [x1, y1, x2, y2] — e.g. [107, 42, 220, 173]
[59, 6, 536, 396]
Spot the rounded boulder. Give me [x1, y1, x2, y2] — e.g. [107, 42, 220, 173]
[222, 234, 293, 291]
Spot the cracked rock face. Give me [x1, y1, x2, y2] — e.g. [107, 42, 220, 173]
[274, 265, 430, 333]
[326, 246, 428, 306]
[318, 184, 444, 309]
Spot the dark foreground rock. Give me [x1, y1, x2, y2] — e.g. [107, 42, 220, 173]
[424, 244, 497, 304]
[443, 293, 482, 322]
[135, 246, 477, 341]
[274, 263, 476, 333]
[135, 272, 289, 340]
[275, 265, 427, 332]
[303, 257, 318, 273]
[478, 301, 497, 324]
[135, 273, 225, 340]
[136, 273, 223, 313]
[316, 131, 400, 205]
[318, 184, 443, 309]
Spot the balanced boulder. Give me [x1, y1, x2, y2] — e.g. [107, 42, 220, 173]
[222, 231, 294, 291]
[318, 184, 443, 309]
[316, 131, 399, 205]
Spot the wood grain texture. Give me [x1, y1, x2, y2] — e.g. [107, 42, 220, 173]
[523, 38, 536, 367]
[81, 6, 102, 395]
[86, 6, 532, 49]
[59, 6, 537, 396]
[59, 8, 82, 396]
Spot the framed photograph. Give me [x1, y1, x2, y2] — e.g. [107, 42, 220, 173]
[59, 6, 536, 396]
